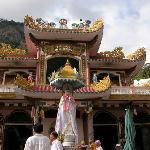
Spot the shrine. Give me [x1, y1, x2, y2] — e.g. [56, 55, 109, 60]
[0, 15, 149, 150]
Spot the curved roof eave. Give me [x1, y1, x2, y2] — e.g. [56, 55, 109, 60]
[24, 25, 103, 55]
[89, 58, 146, 79]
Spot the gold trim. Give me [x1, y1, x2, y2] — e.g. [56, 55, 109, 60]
[39, 55, 46, 84]
[90, 76, 111, 92]
[81, 56, 86, 81]
[0, 93, 16, 99]
[98, 47, 125, 59]
[127, 47, 146, 60]
[0, 43, 26, 56]
[15, 74, 33, 89]
[110, 94, 150, 100]
[43, 43, 86, 56]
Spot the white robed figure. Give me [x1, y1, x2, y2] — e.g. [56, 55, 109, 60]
[55, 90, 78, 144]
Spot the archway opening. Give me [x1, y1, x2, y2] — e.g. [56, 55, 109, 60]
[5, 71, 29, 85]
[134, 111, 150, 150]
[46, 57, 79, 84]
[93, 112, 118, 150]
[4, 111, 32, 150]
[97, 73, 120, 86]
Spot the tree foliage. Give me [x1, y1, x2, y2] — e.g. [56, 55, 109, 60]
[0, 18, 25, 49]
[133, 63, 150, 80]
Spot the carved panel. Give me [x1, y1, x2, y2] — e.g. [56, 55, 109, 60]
[42, 42, 86, 56]
[39, 55, 46, 84]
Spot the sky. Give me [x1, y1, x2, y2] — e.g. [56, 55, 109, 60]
[0, 0, 150, 62]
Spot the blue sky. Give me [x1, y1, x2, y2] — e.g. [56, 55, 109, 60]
[0, 0, 149, 62]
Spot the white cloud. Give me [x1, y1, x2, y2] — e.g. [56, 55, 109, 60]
[0, 0, 149, 62]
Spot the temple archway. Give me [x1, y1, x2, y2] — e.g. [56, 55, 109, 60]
[4, 110, 32, 150]
[3, 70, 30, 85]
[134, 111, 150, 150]
[93, 111, 118, 150]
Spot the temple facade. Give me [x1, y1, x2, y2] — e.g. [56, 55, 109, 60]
[0, 16, 149, 150]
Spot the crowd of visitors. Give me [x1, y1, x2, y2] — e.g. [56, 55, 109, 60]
[24, 123, 121, 150]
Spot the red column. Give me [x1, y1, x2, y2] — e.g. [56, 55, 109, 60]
[35, 49, 40, 84]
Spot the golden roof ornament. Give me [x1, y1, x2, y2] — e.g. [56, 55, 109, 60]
[59, 59, 76, 78]
[90, 75, 111, 92]
[24, 15, 103, 32]
[0, 43, 26, 56]
[49, 60, 84, 89]
[127, 47, 146, 60]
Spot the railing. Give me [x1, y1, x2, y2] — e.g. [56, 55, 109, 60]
[0, 85, 150, 95]
[111, 86, 150, 95]
[0, 85, 17, 93]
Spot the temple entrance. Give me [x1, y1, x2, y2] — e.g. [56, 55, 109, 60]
[93, 112, 118, 150]
[4, 111, 32, 150]
[134, 112, 150, 150]
[4, 125, 32, 150]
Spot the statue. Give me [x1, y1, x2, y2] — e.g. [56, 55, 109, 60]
[59, 19, 68, 29]
[55, 89, 78, 144]
[48, 75, 52, 84]
[50, 60, 84, 148]
[28, 73, 34, 85]
[92, 73, 97, 83]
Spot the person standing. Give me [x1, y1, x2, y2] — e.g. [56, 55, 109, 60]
[49, 131, 63, 150]
[88, 139, 96, 150]
[24, 123, 51, 150]
[95, 140, 103, 150]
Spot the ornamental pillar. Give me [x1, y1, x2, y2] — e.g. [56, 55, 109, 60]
[86, 62, 90, 86]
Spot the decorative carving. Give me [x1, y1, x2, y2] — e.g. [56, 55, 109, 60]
[87, 19, 104, 32]
[50, 60, 83, 81]
[0, 43, 26, 56]
[127, 47, 146, 60]
[90, 76, 111, 92]
[0, 93, 16, 99]
[39, 55, 45, 84]
[98, 47, 125, 59]
[43, 43, 86, 56]
[24, 15, 103, 32]
[81, 56, 86, 81]
[59, 19, 68, 29]
[15, 74, 33, 89]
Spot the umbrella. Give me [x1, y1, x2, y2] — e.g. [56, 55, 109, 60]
[123, 108, 136, 150]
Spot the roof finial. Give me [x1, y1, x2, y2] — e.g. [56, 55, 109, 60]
[66, 59, 70, 65]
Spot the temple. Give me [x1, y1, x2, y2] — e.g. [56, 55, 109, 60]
[0, 15, 149, 150]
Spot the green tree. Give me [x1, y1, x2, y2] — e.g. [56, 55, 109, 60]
[134, 64, 150, 80]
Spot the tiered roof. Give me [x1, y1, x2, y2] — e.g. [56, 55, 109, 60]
[24, 15, 104, 56]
